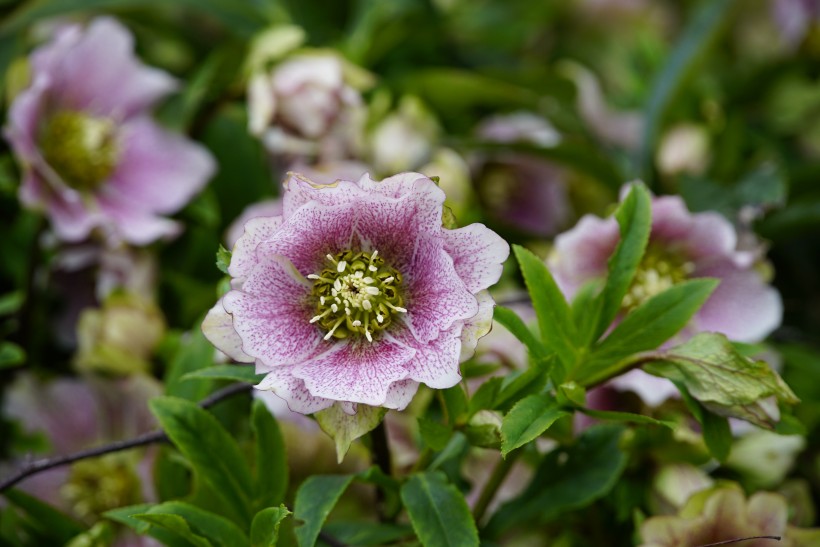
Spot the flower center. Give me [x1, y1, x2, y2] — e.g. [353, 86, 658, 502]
[621, 245, 695, 311]
[308, 249, 406, 342]
[60, 453, 142, 522]
[40, 111, 119, 192]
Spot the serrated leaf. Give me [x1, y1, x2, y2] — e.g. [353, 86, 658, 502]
[293, 475, 354, 547]
[578, 278, 718, 385]
[150, 397, 254, 527]
[493, 306, 549, 361]
[252, 400, 288, 510]
[643, 333, 798, 429]
[315, 404, 386, 463]
[513, 245, 580, 371]
[251, 505, 291, 547]
[400, 472, 479, 547]
[418, 417, 453, 451]
[182, 364, 265, 384]
[501, 395, 569, 456]
[487, 425, 627, 536]
[590, 184, 653, 342]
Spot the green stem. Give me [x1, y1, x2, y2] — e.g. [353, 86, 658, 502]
[473, 450, 520, 524]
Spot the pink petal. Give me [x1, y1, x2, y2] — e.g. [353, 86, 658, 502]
[201, 300, 254, 363]
[383, 379, 420, 411]
[282, 171, 368, 215]
[651, 196, 737, 260]
[747, 493, 788, 536]
[256, 369, 335, 415]
[694, 261, 783, 343]
[225, 199, 283, 249]
[229, 216, 284, 280]
[43, 18, 177, 118]
[94, 194, 182, 245]
[104, 118, 214, 214]
[222, 255, 329, 367]
[404, 238, 479, 342]
[610, 369, 680, 408]
[387, 323, 464, 389]
[293, 338, 415, 406]
[4, 75, 48, 160]
[257, 201, 357, 275]
[549, 214, 619, 298]
[459, 290, 496, 361]
[357, 172, 443, 200]
[443, 223, 509, 293]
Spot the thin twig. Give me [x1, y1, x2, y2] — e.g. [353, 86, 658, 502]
[697, 536, 781, 546]
[0, 382, 253, 493]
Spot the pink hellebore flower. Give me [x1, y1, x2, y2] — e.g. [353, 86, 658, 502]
[549, 190, 783, 405]
[4, 17, 215, 245]
[203, 172, 509, 414]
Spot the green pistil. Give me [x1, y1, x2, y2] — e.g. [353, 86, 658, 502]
[309, 249, 406, 342]
[621, 246, 695, 311]
[40, 111, 118, 192]
[60, 454, 142, 522]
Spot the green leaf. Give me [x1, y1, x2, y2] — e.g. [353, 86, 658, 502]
[578, 278, 718, 385]
[400, 472, 479, 547]
[150, 397, 254, 527]
[501, 395, 569, 456]
[468, 377, 502, 416]
[251, 399, 288, 510]
[216, 245, 232, 275]
[493, 306, 549, 361]
[293, 475, 354, 547]
[494, 365, 550, 410]
[418, 417, 453, 452]
[590, 184, 653, 342]
[2, 489, 84, 544]
[182, 364, 265, 384]
[322, 521, 414, 546]
[104, 504, 188, 547]
[135, 502, 250, 547]
[251, 506, 291, 547]
[441, 384, 469, 425]
[0, 291, 23, 315]
[638, 0, 737, 182]
[315, 404, 386, 463]
[513, 245, 580, 370]
[575, 408, 676, 430]
[0, 341, 25, 368]
[165, 325, 216, 401]
[643, 333, 799, 429]
[487, 425, 627, 537]
[701, 408, 732, 462]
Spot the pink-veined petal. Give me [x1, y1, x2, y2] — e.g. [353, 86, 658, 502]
[228, 216, 284, 280]
[201, 299, 253, 363]
[256, 368, 335, 414]
[459, 290, 496, 361]
[387, 323, 464, 389]
[443, 223, 509, 293]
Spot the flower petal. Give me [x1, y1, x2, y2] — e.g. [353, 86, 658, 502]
[443, 223, 509, 293]
[256, 368, 334, 414]
[549, 214, 619, 298]
[104, 118, 214, 215]
[609, 369, 680, 408]
[293, 338, 415, 406]
[357, 171, 442, 200]
[383, 379, 420, 411]
[282, 171, 368, 214]
[388, 323, 464, 389]
[404, 238, 478, 342]
[229, 216, 284, 280]
[459, 290, 496, 361]
[201, 299, 254, 363]
[222, 255, 328, 367]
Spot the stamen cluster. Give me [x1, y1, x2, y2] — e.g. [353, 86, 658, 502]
[622, 246, 695, 310]
[308, 249, 406, 342]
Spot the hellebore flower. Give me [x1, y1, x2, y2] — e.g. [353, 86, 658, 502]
[4, 17, 215, 245]
[203, 172, 509, 413]
[248, 53, 366, 162]
[548, 190, 782, 405]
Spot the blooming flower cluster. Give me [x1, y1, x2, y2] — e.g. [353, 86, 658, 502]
[4, 17, 214, 245]
[204, 171, 509, 413]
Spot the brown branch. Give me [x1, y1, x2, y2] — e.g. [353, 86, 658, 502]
[0, 382, 253, 493]
[697, 536, 781, 546]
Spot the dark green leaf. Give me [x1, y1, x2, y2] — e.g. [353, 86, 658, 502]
[104, 504, 188, 547]
[501, 395, 569, 456]
[494, 365, 550, 410]
[487, 425, 627, 536]
[576, 408, 676, 429]
[0, 341, 25, 368]
[2, 489, 84, 544]
[132, 513, 212, 547]
[322, 521, 414, 546]
[251, 506, 291, 547]
[293, 475, 354, 547]
[441, 385, 469, 426]
[0, 291, 23, 315]
[252, 399, 288, 510]
[701, 408, 732, 462]
[400, 472, 479, 547]
[468, 377, 502, 416]
[182, 365, 265, 384]
[418, 417, 453, 452]
[150, 397, 254, 527]
[136, 502, 252, 547]
[165, 325, 216, 401]
[493, 306, 549, 361]
[513, 245, 580, 370]
[590, 184, 652, 342]
[578, 278, 718, 385]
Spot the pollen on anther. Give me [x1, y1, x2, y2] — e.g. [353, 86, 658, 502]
[307, 274, 320, 280]
[331, 303, 338, 313]
[363, 300, 372, 311]
[337, 261, 347, 273]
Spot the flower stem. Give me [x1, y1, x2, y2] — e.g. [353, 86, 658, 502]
[473, 450, 520, 525]
[369, 421, 393, 521]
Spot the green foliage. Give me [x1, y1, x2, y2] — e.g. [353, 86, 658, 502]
[500, 395, 569, 456]
[2, 489, 85, 545]
[400, 472, 479, 547]
[293, 474, 354, 547]
[315, 404, 386, 463]
[251, 399, 288, 510]
[0, 340, 25, 368]
[215, 245, 232, 275]
[250, 506, 290, 547]
[149, 397, 255, 527]
[182, 364, 265, 384]
[164, 326, 217, 401]
[133, 502, 250, 547]
[418, 416, 453, 451]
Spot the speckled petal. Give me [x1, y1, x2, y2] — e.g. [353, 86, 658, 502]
[228, 216, 284, 280]
[256, 368, 335, 414]
[387, 323, 464, 389]
[459, 290, 496, 361]
[549, 214, 619, 298]
[443, 223, 510, 293]
[201, 299, 253, 363]
[282, 171, 368, 214]
[383, 379, 420, 411]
